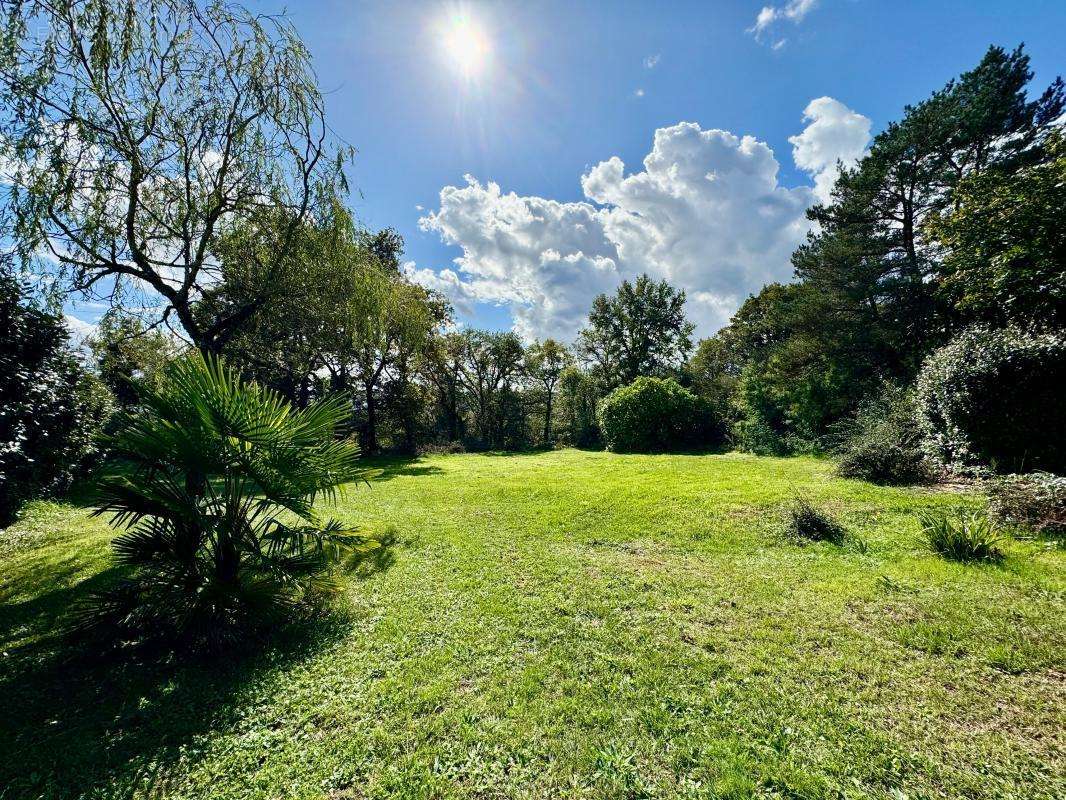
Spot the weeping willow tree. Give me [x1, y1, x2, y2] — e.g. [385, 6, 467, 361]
[0, 0, 350, 351]
[76, 352, 380, 653]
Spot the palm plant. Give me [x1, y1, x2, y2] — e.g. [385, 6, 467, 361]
[77, 352, 377, 652]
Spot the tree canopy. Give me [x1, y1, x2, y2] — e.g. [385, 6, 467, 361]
[0, 0, 349, 351]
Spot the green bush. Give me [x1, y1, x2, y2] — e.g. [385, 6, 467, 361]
[785, 497, 846, 545]
[75, 353, 380, 653]
[833, 384, 933, 485]
[920, 510, 1003, 562]
[598, 377, 717, 453]
[986, 472, 1066, 538]
[915, 327, 1066, 475]
[1, 271, 113, 524]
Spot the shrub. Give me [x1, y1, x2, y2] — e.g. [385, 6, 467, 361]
[0, 271, 113, 524]
[920, 510, 1003, 562]
[735, 414, 790, 456]
[833, 384, 933, 485]
[598, 377, 717, 453]
[986, 472, 1066, 538]
[75, 353, 380, 653]
[785, 497, 846, 545]
[733, 366, 792, 456]
[915, 327, 1066, 475]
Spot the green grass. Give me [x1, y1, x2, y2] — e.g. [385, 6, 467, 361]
[1, 450, 1063, 799]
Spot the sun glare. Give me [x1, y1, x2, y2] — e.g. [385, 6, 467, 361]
[442, 13, 490, 78]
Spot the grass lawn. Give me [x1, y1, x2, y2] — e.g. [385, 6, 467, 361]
[1, 449, 1063, 799]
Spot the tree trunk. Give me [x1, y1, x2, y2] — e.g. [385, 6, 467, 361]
[399, 364, 417, 455]
[364, 382, 378, 454]
[543, 392, 552, 444]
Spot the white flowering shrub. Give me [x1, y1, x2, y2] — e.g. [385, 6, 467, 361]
[987, 472, 1066, 538]
[1, 273, 113, 523]
[915, 327, 1066, 476]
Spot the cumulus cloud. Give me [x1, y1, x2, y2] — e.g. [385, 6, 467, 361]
[64, 314, 97, 349]
[413, 98, 869, 341]
[749, 0, 819, 45]
[415, 178, 621, 340]
[789, 97, 871, 202]
[402, 261, 479, 316]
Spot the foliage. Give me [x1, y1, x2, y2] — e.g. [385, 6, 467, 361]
[915, 326, 1066, 475]
[986, 472, 1066, 539]
[598, 377, 714, 453]
[88, 310, 183, 408]
[199, 205, 353, 405]
[920, 510, 1003, 562]
[0, 270, 112, 524]
[419, 331, 469, 444]
[794, 44, 1063, 377]
[784, 497, 846, 545]
[557, 366, 600, 448]
[76, 353, 378, 652]
[706, 44, 1066, 451]
[930, 130, 1066, 329]
[0, 0, 349, 351]
[207, 207, 446, 451]
[524, 339, 574, 444]
[457, 329, 527, 450]
[833, 384, 933, 485]
[714, 283, 863, 454]
[336, 262, 442, 454]
[577, 274, 695, 389]
[685, 331, 741, 414]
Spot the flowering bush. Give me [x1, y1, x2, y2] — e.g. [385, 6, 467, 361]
[915, 327, 1066, 476]
[0, 272, 113, 523]
[598, 376, 718, 453]
[986, 472, 1066, 538]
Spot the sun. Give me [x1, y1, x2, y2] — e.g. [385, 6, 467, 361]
[441, 13, 490, 78]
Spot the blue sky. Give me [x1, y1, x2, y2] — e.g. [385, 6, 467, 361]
[65, 0, 1066, 340]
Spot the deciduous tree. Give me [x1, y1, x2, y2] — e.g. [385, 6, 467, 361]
[0, 0, 349, 351]
[577, 275, 694, 389]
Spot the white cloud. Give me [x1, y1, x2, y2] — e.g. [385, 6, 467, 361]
[634, 88, 645, 98]
[749, 0, 819, 45]
[416, 98, 869, 341]
[64, 314, 97, 348]
[643, 54, 661, 69]
[402, 261, 479, 316]
[788, 96, 871, 203]
[416, 177, 621, 340]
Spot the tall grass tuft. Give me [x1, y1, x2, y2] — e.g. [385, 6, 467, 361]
[920, 510, 1003, 562]
[785, 497, 847, 545]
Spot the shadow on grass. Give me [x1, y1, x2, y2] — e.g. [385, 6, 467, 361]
[361, 454, 445, 482]
[478, 447, 560, 458]
[0, 540, 399, 797]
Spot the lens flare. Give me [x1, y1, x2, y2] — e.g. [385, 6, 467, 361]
[442, 13, 490, 78]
